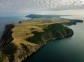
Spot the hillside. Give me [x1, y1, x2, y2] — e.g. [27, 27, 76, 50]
[0, 18, 74, 62]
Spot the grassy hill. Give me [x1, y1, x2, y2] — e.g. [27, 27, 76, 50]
[0, 18, 74, 62]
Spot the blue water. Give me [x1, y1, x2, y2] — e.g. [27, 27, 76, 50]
[24, 16, 84, 62]
[0, 16, 29, 38]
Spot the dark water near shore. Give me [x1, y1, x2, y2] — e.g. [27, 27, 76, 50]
[24, 16, 84, 62]
[0, 16, 29, 38]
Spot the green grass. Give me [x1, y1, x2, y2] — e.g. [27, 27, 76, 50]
[11, 18, 72, 44]
[26, 23, 71, 44]
[2, 43, 17, 55]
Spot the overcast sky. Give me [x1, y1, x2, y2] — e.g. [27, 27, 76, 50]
[0, 0, 84, 16]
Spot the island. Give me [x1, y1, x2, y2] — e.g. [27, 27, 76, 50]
[0, 18, 83, 62]
[26, 14, 60, 19]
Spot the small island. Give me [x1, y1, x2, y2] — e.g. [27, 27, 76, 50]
[0, 18, 83, 62]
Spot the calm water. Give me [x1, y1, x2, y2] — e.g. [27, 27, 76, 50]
[0, 16, 29, 38]
[24, 16, 84, 62]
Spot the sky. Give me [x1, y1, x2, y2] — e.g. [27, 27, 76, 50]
[0, 0, 84, 16]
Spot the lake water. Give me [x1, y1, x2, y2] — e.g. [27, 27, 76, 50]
[0, 16, 29, 38]
[0, 16, 84, 62]
[24, 16, 84, 62]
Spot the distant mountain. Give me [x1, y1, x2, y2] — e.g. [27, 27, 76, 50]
[26, 14, 60, 18]
[26, 14, 70, 19]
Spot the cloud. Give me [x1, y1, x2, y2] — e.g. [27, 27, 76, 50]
[0, 0, 84, 12]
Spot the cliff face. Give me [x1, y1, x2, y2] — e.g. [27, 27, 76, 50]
[0, 20, 74, 62]
[0, 24, 14, 48]
[0, 24, 15, 62]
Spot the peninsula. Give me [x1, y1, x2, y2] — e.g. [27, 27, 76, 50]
[0, 18, 82, 62]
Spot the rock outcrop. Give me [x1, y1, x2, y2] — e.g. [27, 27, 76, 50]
[63, 19, 83, 26]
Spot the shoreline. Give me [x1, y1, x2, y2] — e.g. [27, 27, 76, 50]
[22, 33, 73, 62]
